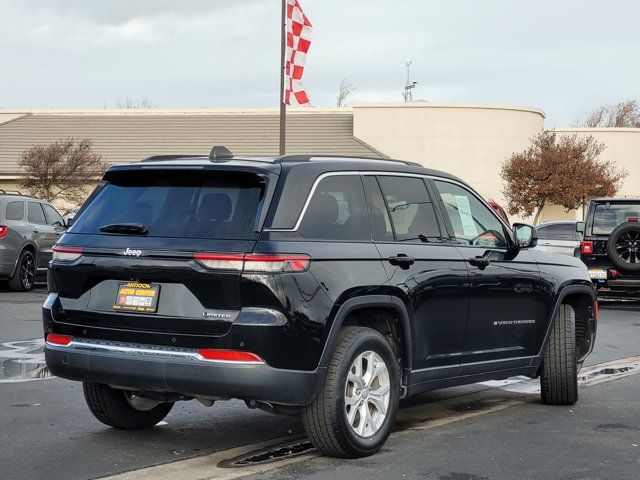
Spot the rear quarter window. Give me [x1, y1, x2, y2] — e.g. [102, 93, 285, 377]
[297, 175, 369, 241]
[70, 170, 267, 240]
[5, 201, 25, 221]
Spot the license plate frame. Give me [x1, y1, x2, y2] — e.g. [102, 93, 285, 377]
[588, 269, 607, 280]
[113, 282, 160, 313]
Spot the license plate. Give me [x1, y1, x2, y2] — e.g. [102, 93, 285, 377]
[113, 282, 160, 313]
[588, 269, 607, 280]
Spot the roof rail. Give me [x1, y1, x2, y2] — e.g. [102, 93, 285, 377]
[139, 154, 202, 163]
[275, 154, 421, 167]
[0, 189, 23, 195]
[209, 146, 234, 161]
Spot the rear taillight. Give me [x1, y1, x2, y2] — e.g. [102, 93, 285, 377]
[52, 245, 84, 261]
[580, 241, 594, 255]
[193, 253, 244, 271]
[46, 333, 72, 346]
[194, 252, 311, 273]
[243, 254, 311, 272]
[197, 349, 264, 363]
[0, 225, 8, 238]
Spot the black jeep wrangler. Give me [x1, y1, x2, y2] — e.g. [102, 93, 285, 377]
[44, 148, 597, 458]
[580, 197, 640, 297]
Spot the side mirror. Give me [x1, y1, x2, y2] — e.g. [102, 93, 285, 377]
[513, 223, 538, 249]
[576, 221, 585, 234]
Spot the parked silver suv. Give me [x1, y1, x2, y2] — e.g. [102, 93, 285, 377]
[0, 191, 67, 291]
[534, 220, 583, 257]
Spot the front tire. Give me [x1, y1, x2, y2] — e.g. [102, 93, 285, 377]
[540, 304, 578, 405]
[302, 327, 400, 458]
[83, 382, 173, 430]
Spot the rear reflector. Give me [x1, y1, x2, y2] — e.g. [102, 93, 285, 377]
[580, 241, 594, 255]
[46, 333, 72, 346]
[0, 225, 8, 238]
[197, 349, 264, 363]
[52, 245, 84, 261]
[628, 217, 638, 222]
[194, 252, 311, 273]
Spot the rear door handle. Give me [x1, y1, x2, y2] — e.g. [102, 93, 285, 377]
[468, 256, 491, 270]
[388, 254, 415, 270]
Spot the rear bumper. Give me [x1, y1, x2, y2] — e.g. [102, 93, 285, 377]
[45, 340, 324, 406]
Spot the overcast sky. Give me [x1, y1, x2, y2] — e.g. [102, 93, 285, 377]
[1, 0, 638, 126]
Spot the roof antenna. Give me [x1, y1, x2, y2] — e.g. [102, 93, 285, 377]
[209, 146, 234, 160]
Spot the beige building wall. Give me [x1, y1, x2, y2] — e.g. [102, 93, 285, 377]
[353, 103, 545, 223]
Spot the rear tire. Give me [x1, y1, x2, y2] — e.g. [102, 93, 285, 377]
[83, 382, 173, 429]
[302, 327, 399, 458]
[8, 250, 35, 292]
[540, 304, 578, 405]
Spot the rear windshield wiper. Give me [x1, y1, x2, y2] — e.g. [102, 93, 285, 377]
[99, 223, 148, 235]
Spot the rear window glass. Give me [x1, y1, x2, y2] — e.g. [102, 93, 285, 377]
[5, 201, 24, 221]
[70, 170, 266, 239]
[592, 203, 640, 235]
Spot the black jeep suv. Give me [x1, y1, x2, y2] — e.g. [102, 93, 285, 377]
[580, 197, 640, 297]
[44, 148, 597, 458]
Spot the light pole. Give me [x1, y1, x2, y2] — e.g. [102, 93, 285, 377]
[403, 61, 417, 102]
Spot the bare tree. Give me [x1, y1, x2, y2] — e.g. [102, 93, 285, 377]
[18, 138, 110, 204]
[502, 130, 627, 224]
[336, 78, 355, 107]
[113, 97, 156, 109]
[582, 100, 640, 127]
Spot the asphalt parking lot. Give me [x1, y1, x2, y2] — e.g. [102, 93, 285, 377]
[1, 287, 639, 480]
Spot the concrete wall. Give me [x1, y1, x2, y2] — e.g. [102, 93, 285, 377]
[353, 103, 545, 222]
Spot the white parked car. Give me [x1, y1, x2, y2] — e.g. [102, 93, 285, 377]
[535, 221, 583, 257]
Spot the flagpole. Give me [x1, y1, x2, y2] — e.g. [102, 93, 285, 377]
[278, 0, 286, 156]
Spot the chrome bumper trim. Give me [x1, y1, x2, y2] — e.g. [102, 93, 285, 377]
[45, 338, 265, 365]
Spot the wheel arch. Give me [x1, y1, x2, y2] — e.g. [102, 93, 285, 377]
[317, 295, 414, 374]
[535, 284, 597, 369]
[10, 242, 37, 278]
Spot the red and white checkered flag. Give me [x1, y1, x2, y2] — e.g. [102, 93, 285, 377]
[284, 0, 312, 105]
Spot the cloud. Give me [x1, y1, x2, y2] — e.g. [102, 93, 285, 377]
[1, 0, 639, 125]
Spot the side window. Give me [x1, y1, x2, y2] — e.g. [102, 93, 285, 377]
[362, 176, 393, 241]
[27, 202, 46, 225]
[536, 226, 549, 240]
[434, 180, 509, 248]
[42, 204, 65, 226]
[378, 176, 441, 242]
[544, 224, 574, 240]
[298, 175, 369, 241]
[5, 201, 25, 221]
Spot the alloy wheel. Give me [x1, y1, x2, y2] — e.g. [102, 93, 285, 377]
[20, 253, 35, 290]
[615, 231, 640, 264]
[123, 391, 160, 412]
[344, 350, 391, 438]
